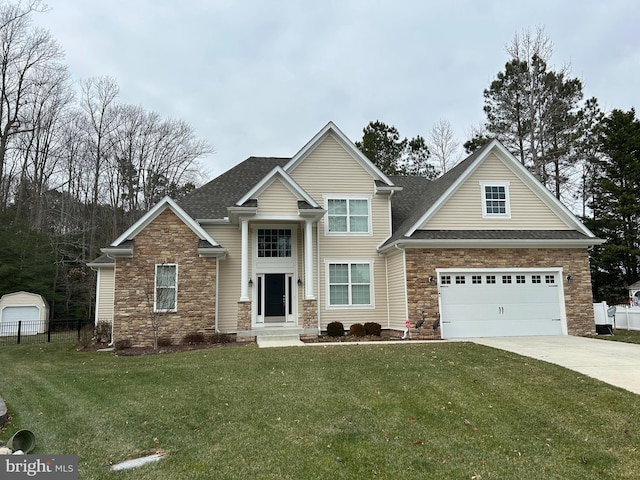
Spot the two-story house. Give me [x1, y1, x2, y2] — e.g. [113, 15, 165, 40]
[89, 122, 602, 346]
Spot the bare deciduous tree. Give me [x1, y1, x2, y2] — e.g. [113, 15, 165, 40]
[428, 118, 460, 173]
[0, 0, 64, 208]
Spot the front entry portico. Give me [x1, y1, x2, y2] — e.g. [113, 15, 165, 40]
[252, 226, 298, 326]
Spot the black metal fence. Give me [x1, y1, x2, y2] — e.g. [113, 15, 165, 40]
[0, 318, 94, 346]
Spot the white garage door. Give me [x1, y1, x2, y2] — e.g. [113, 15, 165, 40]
[1, 306, 41, 336]
[438, 270, 565, 339]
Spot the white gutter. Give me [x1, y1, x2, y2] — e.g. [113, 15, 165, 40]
[379, 237, 604, 253]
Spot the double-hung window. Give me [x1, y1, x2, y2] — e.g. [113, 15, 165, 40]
[326, 197, 370, 234]
[480, 181, 511, 218]
[155, 264, 177, 311]
[328, 262, 372, 307]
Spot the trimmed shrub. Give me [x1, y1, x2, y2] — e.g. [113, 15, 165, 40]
[114, 339, 132, 350]
[183, 332, 206, 345]
[364, 322, 382, 336]
[157, 336, 173, 347]
[326, 321, 345, 337]
[348, 323, 366, 337]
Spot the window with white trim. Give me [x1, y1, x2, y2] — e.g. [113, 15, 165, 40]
[327, 198, 370, 233]
[155, 264, 177, 311]
[481, 181, 511, 218]
[258, 229, 291, 257]
[328, 262, 372, 306]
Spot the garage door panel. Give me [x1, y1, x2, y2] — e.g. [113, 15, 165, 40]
[444, 318, 561, 338]
[439, 270, 564, 339]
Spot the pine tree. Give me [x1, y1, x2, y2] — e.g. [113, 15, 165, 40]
[587, 109, 640, 303]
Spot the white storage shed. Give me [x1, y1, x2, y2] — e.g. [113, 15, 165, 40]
[0, 291, 49, 336]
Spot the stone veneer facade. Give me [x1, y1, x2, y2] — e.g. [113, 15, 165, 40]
[405, 247, 595, 337]
[113, 209, 217, 346]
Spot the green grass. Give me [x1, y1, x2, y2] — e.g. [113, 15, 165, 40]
[1, 342, 639, 479]
[597, 329, 640, 344]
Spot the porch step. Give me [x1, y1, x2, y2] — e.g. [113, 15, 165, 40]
[256, 334, 304, 348]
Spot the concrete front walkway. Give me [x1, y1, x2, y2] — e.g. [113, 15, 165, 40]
[469, 335, 640, 395]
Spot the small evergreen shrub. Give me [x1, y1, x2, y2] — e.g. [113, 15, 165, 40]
[326, 321, 345, 337]
[183, 332, 206, 345]
[114, 339, 132, 350]
[364, 322, 382, 336]
[348, 323, 366, 337]
[157, 336, 173, 347]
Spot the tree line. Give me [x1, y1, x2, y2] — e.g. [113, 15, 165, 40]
[0, 1, 211, 318]
[355, 28, 639, 305]
[1, 4, 635, 316]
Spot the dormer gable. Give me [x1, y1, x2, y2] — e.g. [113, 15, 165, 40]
[236, 166, 319, 209]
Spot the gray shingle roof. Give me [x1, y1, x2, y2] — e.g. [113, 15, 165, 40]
[385, 142, 492, 244]
[407, 230, 593, 240]
[178, 157, 289, 219]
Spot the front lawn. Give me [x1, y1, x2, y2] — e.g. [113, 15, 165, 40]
[1, 342, 638, 479]
[596, 329, 640, 345]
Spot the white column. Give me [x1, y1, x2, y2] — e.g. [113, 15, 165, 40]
[240, 218, 249, 301]
[304, 220, 314, 299]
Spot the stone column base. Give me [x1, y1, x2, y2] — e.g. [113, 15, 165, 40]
[302, 299, 318, 340]
[237, 300, 254, 343]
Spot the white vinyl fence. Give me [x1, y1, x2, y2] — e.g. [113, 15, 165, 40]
[593, 302, 640, 331]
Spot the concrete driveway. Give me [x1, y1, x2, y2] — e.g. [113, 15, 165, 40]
[469, 335, 640, 395]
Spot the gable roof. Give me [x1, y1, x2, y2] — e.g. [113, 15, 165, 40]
[109, 196, 221, 248]
[236, 165, 320, 208]
[382, 139, 602, 249]
[284, 121, 396, 187]
[179, 157, 289, 221]
[178, 122, 397, 222]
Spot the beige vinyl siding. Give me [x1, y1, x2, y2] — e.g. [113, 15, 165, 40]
[289, 133, 391, 329]
[256, 178, 299, 215]
[96, 268, 115, 323]
[424, 153, 570, 230]
[385, 249, 407, 330]
[205, 224, 244, 332]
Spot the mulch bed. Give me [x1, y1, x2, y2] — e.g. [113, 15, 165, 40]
[80, 342, 241, 356]
[79, 331, 442, 356]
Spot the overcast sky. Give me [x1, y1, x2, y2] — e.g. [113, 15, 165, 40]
[39, 0, 639, 179]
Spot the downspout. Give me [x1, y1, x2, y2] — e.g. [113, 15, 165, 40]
[215, 256, 220, 333]
[385, 254, 390, 329]
[109, 262, 116, 346]
[317, 220, 321, 335]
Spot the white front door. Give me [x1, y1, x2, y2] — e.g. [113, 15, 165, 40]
[438, 269, 565, 338]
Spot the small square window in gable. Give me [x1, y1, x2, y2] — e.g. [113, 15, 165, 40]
[480, 181, 511, 219]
